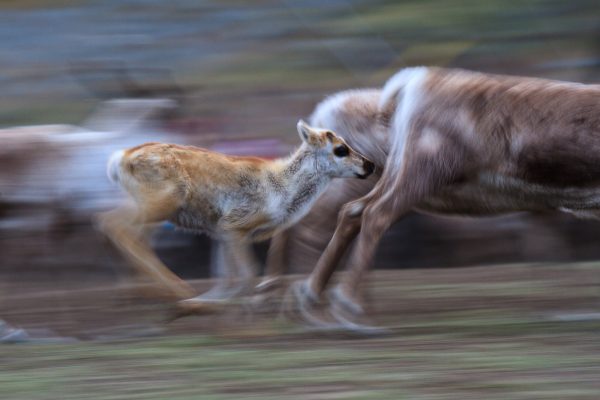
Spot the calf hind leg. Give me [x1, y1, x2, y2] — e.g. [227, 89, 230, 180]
[97, 204, 195, 300]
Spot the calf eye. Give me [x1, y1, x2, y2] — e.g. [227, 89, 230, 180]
[333, 145, 349, 157]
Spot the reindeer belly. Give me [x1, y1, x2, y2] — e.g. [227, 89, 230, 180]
[418, 172, 600, 216]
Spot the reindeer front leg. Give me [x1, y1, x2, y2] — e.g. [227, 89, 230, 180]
[334, 141, 472, 331]
[297, 127, 471, 332]
[97, 206, 195, 301]
[287, 194, 374, 329]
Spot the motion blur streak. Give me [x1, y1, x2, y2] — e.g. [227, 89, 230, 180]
[1, 1, 600, 399]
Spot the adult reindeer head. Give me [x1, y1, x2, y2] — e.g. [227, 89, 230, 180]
[297, 120, 374, 179]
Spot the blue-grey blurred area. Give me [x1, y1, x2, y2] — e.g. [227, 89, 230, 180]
[2, 2, 600, 398]
[3, 0, 600, 282]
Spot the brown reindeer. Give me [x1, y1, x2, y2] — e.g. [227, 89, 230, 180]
[98, 121, 374, 304]
[285, 67, 600, 331]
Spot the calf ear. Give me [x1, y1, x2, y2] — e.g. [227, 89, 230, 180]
[297, 119, 322, 147]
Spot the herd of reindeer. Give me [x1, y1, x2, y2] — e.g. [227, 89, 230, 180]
[6, 66, 600, 334]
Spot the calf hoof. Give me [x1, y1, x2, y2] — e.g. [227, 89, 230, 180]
[168, 297, 223, 321]
[250, 277, 285, 311]
[196, 282, 252, 303]
[168, 283, 197, 301]
[255, 276, 283, 293]
[125, 282, 192, 302]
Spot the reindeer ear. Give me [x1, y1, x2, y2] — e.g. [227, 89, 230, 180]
[297, 119, 321, 146]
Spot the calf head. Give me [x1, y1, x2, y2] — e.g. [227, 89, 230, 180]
[297, 120, 374, 179]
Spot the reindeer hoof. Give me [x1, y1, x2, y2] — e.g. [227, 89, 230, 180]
[281, 281, 338, 330]
[327, 285, 389, 336]
[329, 285, 365, 315]
[328, 304, 389, 336]
[282, 281, 388, 335]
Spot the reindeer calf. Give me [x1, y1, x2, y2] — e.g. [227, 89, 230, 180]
[99, 120, 373, 303]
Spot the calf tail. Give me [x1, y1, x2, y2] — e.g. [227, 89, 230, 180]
[107, 149, 125, 185]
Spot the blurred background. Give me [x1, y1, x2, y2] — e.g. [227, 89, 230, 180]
[1, 1, 600, 399]
[3, 0, 600, 282]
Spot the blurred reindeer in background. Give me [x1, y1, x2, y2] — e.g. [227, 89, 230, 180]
[0, 66, 190, 307]
[0, 64, 188, 233]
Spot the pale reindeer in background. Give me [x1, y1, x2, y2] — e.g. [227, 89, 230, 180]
[98, 121, 374, 305]
[269, 67, 600, 332]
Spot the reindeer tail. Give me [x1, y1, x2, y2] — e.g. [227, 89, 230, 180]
[379, 66, 429, 112]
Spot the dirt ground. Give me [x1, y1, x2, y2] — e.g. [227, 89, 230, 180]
[1, 263, 600, 399]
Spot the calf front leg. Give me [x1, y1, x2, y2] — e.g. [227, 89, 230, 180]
[256, 230, 290, 293]
[192, 240, 238, 302]
[186, 239, 258, 303]
[227, 239, 260, 296]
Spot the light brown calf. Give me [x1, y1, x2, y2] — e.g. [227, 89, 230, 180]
[288, 67, 600, 331]
[98, 121, 374, 303]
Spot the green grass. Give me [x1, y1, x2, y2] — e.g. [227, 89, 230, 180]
[2, 318, 600, 399]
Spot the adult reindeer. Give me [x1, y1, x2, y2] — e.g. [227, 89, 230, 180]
[286, 67, 600, 331]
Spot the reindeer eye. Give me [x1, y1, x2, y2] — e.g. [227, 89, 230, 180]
[333, 145, 349, 158]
